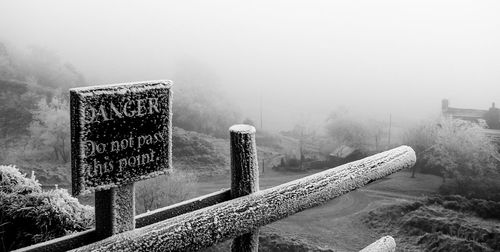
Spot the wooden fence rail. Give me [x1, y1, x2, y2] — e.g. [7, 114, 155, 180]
[69, 145, 415, 252]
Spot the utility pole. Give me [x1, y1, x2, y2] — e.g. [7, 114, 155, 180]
[299, 127, 304, 170]
[259, 90, 264, 175]
[388, 113, 392, 148]
[262, 159, 265, 175]
[259, 92, 263, 130]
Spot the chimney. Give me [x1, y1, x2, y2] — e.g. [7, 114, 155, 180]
[492, 102, 496, 109]
[442, 99, 449, 111]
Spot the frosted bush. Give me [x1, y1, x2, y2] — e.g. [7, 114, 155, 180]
[0, 165, 94, 250]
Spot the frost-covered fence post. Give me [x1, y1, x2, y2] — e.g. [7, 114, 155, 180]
[229, 125, 260, 252]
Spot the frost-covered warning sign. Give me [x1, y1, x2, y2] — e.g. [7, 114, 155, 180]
[70, 80, 172, 195]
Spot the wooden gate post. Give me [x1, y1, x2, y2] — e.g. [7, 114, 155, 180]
[229, 125, 260, 252]
[95, 183, 135, 238]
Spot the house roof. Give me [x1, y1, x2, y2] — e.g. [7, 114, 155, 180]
[443, 107, 486, 119]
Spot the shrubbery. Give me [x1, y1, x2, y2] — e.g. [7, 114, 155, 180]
[424, 195, 500, 219]
[439, 175, 500, 202]
[0, 165, 93, 250]
[404, 118, 500, 201]
[364, 195, 500, 251]
[135, 170, 197, 214]
[427, 119, 499, 179]
[172, 127, 228, 173]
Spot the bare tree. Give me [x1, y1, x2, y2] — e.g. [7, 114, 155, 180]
[29, 96, 70, 163]
[135, 170, 197, 214]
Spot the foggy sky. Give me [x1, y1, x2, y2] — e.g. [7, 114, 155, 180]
[1, 0, 499, 131]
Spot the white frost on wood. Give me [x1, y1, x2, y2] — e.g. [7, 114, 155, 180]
[229, 124, 256, 134]
[70, 80, 173, 94]
[359, 236, 396, 252]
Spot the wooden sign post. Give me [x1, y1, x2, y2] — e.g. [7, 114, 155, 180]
[70, 80, 172, 238]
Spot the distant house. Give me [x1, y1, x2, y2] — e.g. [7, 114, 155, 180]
[329, 145, 363, 163]
[442, 99, 500, 143]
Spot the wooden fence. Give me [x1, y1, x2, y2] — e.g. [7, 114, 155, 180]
[15, 125, 415, 252]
